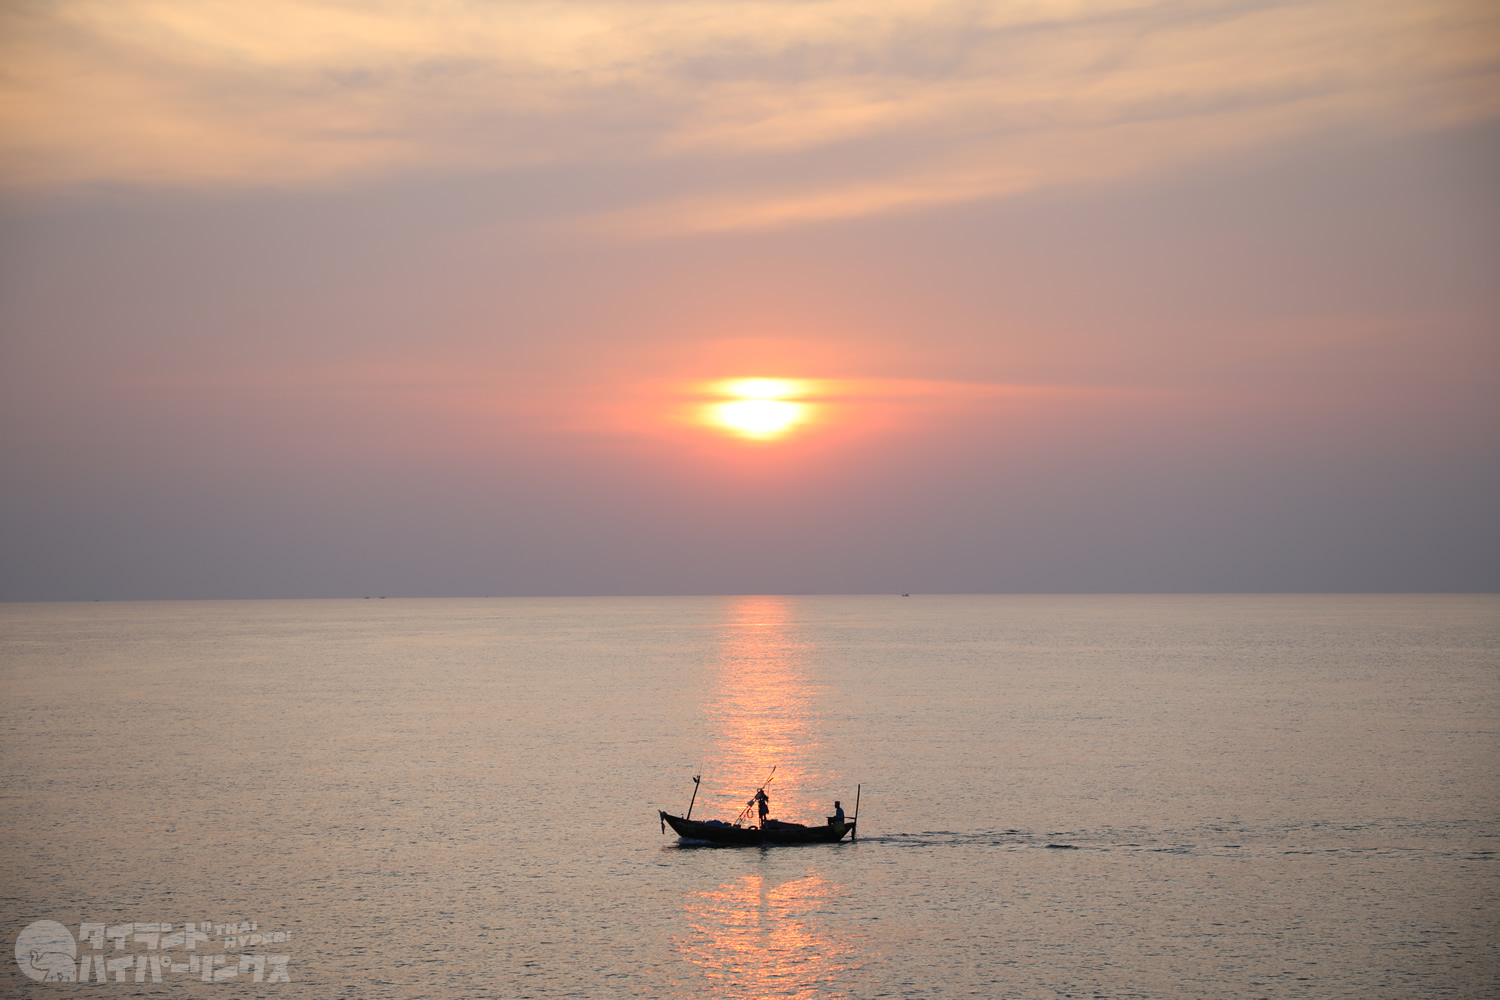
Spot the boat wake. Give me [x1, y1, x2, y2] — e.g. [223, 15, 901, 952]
[821, 818, 1491, 859]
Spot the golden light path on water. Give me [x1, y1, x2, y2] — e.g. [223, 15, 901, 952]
[696, 596, 823, 820]
[675, 873, 856, 1000]
[673, 597, 856, 997]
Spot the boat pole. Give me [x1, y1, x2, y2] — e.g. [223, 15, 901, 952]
[852, 784, 861, 841]
[686, 775, 701, 820]
[734, 765, 778, 826]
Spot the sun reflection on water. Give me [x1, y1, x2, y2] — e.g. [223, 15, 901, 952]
[668, 598, 859, 997]
[674, 872, 857, 999]
[698, 596, 825, 823]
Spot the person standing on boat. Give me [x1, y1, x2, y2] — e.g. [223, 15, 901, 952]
[833, 800, 845, 825]
[752, 787, 770, 825]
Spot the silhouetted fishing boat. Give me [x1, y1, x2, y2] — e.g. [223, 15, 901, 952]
[659, 772, 859, 845]
[660, 811, 855, 845]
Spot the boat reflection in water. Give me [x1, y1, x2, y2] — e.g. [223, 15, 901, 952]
[667, 598, 861, 996]
[673, 872, 858, 999]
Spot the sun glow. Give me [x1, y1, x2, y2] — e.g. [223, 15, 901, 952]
[707, 378, 811, 439]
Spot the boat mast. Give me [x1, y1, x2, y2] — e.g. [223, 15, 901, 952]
[852, 784, 860, 841]
[685, 774, 701, 820]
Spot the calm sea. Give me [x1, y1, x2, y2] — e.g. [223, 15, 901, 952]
[1, 595, 1496, 998]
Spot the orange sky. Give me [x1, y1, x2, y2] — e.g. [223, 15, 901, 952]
[0, 0, 1496, 598]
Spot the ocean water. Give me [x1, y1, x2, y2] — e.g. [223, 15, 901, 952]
[1, 594, 1496, 998]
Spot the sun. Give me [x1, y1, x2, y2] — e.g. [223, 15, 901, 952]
[716, 398, 801, 436]
[706, 378, 810, 440]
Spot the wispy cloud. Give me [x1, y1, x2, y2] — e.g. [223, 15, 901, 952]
[2, 0, 1495, 230]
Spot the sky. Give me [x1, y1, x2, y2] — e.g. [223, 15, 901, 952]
[1, 0, 1497, 600]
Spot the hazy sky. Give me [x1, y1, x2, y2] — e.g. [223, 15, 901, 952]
[2, 0, 1497, 599]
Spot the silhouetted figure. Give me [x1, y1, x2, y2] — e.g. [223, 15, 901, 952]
[752, 787, 769, 825]
[833, 800, 845, 824]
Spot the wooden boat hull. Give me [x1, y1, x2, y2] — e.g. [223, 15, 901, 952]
[660, 810, 854, 845]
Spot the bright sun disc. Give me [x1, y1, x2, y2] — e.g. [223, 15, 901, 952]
[714, 398, 803, 438]
[698, 376, 815, 439]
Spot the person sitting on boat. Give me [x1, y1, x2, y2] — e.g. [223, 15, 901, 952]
[833, 800, 845, 825]
[752, 787, 770, 825]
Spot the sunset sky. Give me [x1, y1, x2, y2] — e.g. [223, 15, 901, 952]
[2, 0, 1497, 599]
